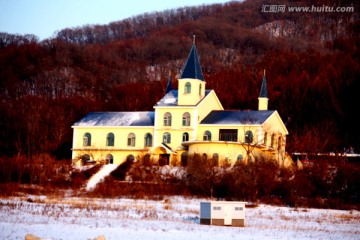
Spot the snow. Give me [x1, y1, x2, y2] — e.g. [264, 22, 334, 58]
[0, 195, 359, 240]
[86, 164, 119, 191]
[1, 166, 359, 239]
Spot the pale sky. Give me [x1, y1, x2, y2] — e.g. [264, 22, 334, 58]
[0, 0, 233, 40]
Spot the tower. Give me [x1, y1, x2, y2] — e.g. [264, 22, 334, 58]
[178, 36, 206, 106]
[258, 69, 268, 111]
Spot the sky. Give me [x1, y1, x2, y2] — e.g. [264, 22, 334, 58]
[0, 0, 233, 40]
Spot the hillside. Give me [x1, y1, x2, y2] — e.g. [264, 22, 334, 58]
[0, 0, 359, 160]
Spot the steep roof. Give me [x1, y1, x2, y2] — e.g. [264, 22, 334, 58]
[73, 112, 154, 127]
[180, 44, 204, 81]
[155, 90, 212, 107]
[200, 110, 275, 125]
[165, 75, 173, 94]
[259, 73, 268, 98]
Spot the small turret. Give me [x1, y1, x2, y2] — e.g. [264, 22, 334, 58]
[165, 70, 173, 94]
[258, 69, 268, 110]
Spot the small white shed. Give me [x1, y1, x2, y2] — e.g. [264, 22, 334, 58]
[200, 201, 246, 227]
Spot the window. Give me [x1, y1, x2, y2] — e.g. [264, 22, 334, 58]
[182, 132, 189, 142]
[271, 134, 276, 148]
[181, 152, 188, 166]
[106, 133, 114, 146]
[213, 153, 219, 166]
[237, 154, 243, 161]
[163, 112, 172, 126]
[83, 133, 91, 146]
[278, 136, 282, 150]
[245, 130, 253, 143]
[199, 83, 202, 95]
[235, 207, 243, 211]
[185, 82, 191, 93]
[264, 132, 268, 145]
[202, 153, 208, 160]
[163, 132, 171, 144]
[106, 154, 113, 164]
[126, 154, 135, 162]
[144, 133, 152, 147]
[213, 206, 221, 210]
[182, 112, 191, 126]
[127, 133, 135, 146]
[203, 131, 212, 141]
[219, 129, 237, 142]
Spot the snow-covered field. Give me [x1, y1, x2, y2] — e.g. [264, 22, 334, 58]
[0, 195, 359, 240]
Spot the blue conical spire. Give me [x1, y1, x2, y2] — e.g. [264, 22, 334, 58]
[165, 71, 173, 94]
[259, 69, 268, 98]
[180, 36, 204, 81]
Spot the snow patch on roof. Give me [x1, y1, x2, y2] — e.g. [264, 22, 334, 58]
[73, 112, 154, 127]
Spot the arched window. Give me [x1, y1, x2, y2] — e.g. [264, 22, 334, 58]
[213, 153, 219, 166]
[163, 112, 172, 126]
[203, 130, 212, 141]
[245, 130, 253, 143]
[264, 132, 268, 145]
[182, 112, 191, 126]
[237, 154, 243, 161]
[185, 82, 191, 93]
[163, 132, 171, 144]
[225, 153, 231, 162]
[106, 132, 114, 146]
[278, 136, 282, 150]
[202, 153, 208, 160]
[81, 154, 91, 165]
[181, 152, 188, 166]
[127, 133, 136, 146]
[83, 133, 91, 146]
[144, 133, 152, 147]
[182, 132, 189, 142]
[126, 154, 135, 163]
[271, 134, 276, 148]
[106, 154, 113, 164]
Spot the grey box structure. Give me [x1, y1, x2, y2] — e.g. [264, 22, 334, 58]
[200, 201, 246, 227]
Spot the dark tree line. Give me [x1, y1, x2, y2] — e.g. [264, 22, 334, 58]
[0, 0, 359, 160]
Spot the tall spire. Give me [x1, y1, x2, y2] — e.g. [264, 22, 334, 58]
[259, 69, 268, 98]
[165, 70, 173, 94]
[258, 69, 269, 111]
[180, 36, 204, 81]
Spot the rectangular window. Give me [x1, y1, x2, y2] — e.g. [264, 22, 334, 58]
[235, 207, 243, 211]
[219, 129, 238, 142]
[213, 206, 221, 210]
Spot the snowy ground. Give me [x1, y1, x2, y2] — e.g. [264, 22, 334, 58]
[0, 195, 359, 240]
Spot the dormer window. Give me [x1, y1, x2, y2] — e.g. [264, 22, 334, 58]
[185, 82, 191, 94]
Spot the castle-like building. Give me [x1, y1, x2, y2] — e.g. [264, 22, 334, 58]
[71, 42, 291, 167]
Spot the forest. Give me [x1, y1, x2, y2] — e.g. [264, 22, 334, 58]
[0, 0, 359, 161]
